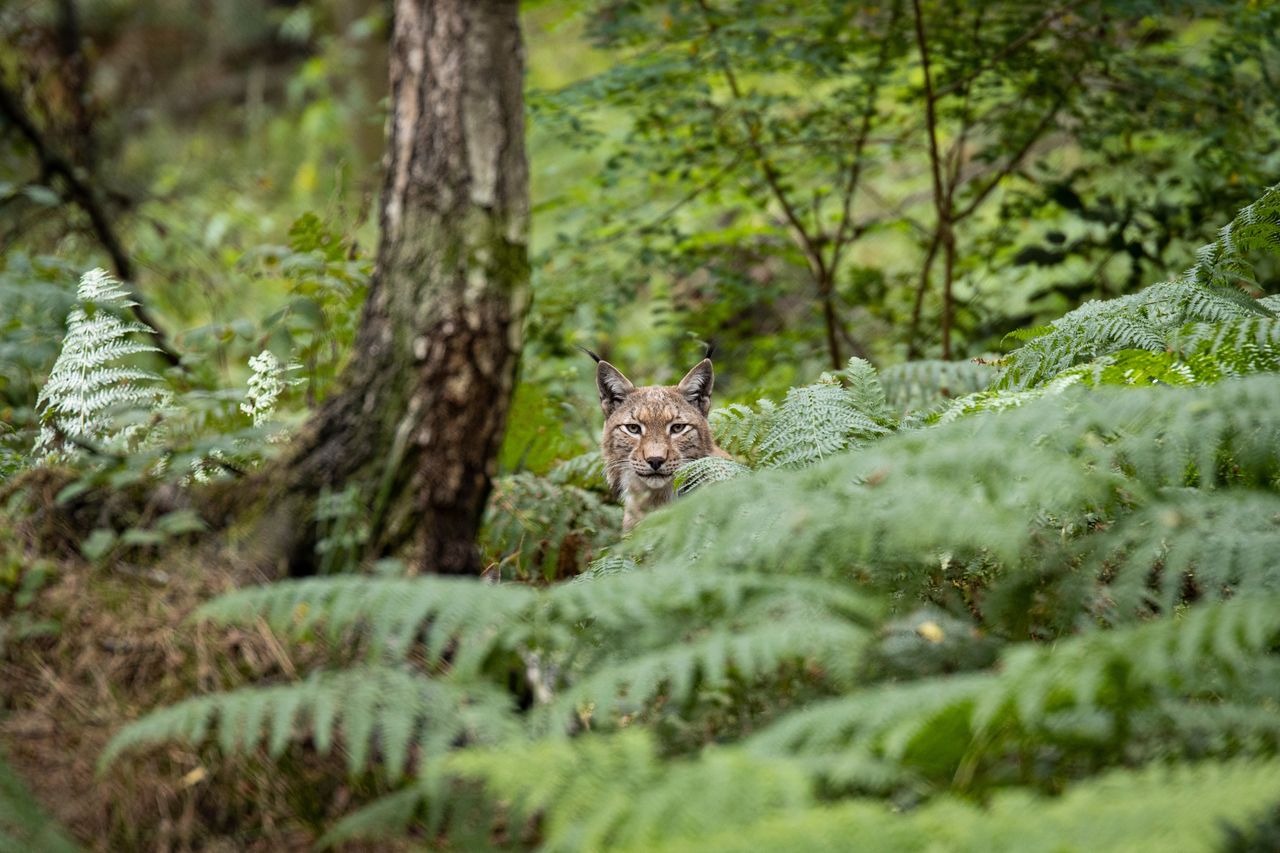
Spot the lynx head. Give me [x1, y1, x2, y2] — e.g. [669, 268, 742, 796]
[596, 358, 717, 496]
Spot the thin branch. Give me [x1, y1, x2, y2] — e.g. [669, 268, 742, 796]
[829, 0, 904, 275]
[635, 152, 744, 235]
[907, 229, 941, 359]
[911, 0, 947, 232]
[910, 0, 952, 359]
[931, 0, 1089, 99]
[953, 89, 1068, 222]
[0, 77, 182, 367]
[694, 0, 827, 283]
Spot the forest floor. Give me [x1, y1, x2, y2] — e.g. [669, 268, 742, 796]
[0, 508, 410, 851]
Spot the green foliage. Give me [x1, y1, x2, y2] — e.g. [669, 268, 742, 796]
[449, 731, 814, 853]
[749, 594, 1280, 792]
[0, 752, 79, 853]
[666, 759, 1280, 853]
[998, 184, 1280, 390]
[8, 5, 1280, 848]
[481, 471, 621, 581]
[77, 182, 1280, 848]
[678, 357, 895, 491]
[99, 666, 518, 780]
[878, 359, 998, 412]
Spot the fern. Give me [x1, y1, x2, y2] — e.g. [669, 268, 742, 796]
[998, 184, 1280, 390]
[546, 449, 609, 491]
[748, 595, 1280, 791]
[662, 759, 1280, 853]
[100, 665, 518, 778]
[879, 359, 997, 412]
[680, 357, 895, 492]
[529, 563, 880, 721]
[632, 376, 1280, 629]
[33, 269, 168, 460]
[481, 473, 621, 580]
[0, 752, 79, 853]
[707, 400, 777, 463]
[672, 455, 751, 494]
[448, 731, 814, 853]
[194, 575, 535, 674]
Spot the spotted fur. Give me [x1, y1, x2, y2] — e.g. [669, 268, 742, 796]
[596, 358, 730, 531]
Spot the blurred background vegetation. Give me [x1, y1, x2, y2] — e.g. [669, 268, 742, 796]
[5, 0, 1276, 474]
[3, 0, 1280, 849]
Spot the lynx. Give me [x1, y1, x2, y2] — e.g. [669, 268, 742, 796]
[593, 355, 730, 531]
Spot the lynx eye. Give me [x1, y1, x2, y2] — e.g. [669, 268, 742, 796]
[670, 423, 688, 434]
[623, 423, 642, 435]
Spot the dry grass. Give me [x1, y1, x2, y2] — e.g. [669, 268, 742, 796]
[0, 524, 415, 851]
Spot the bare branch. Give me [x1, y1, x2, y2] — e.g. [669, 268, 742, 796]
[0, 76, 182, 367]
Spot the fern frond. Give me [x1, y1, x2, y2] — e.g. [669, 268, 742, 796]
[757, 379, 891, 468]
[672, 455, 751, 494]
[448, 731, 813, 853]
[665, 759, 1280, 853]
[1084, 489, 1280, 617]
[634, 377, 1280, 609]
[708, 400, 776, 463]
[879, 359, 997, 411]
[999, 184, 1280, 390]
[0, 752, 80, 853]
[574, 554, 640, 581]
[33, 268, 167, 459]
[749, 595, 1280, 790]
[547, 450, 609, 491]
[481, 473, 621, 579]
[100, 666, 518, 778]
[537, 565, 879, 729]
[196, 576, 535, 674]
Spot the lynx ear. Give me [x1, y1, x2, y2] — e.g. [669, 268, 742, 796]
[677, 358, 714, 415]
[596, 361, 635, 416]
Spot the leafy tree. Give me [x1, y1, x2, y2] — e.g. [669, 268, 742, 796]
[529, 0, 1280, 374]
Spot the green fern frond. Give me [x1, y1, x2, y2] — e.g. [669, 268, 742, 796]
[0, 752, 80, 853]
[196, 576, 535, 674]
[575, 554, 640, 581]
[879, 359, 998, 411]
[665, 759, 1280, 853]
[749, 595, 1280, 790]
[672, 455, 752, 493]
[1170, 316, 1280, 379]
[708, 400, 776, 463]
[537, 566, 879, 728]
[448, 731, 814, 853]
[999, 184, 1280, 390]
[316, 781, 437, 849]
[100, 666, 518, 778]
[636, 377, 1280, 605]
[547, 450, 609, 491]
[481, 472, 621, 579]
[1084, 489, 1280, 617]
[757, 378, 891, 468]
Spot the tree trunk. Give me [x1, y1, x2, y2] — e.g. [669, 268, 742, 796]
[262, 0, 529, 576]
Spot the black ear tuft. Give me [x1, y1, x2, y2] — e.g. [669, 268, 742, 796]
[677, 358, 715, 415]
[596, 361, 635, 416]
[704, 340, 717, 361]
[577, 345, 603, 363]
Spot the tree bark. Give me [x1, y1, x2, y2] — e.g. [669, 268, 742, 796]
[263, 0, 530, 576]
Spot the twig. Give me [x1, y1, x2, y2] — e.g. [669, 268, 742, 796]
[0, 77, 182, 367]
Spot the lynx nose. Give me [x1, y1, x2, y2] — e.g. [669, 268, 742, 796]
[646, 456, 665, 471]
